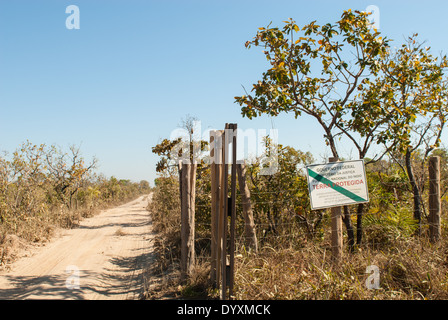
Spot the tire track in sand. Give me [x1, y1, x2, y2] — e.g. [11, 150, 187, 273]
[0, 195, 154, 300]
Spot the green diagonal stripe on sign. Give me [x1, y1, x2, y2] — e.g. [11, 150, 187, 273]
[308, 168, 367, 203]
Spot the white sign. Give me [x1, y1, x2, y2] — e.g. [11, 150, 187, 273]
[306, 160, 369, 210]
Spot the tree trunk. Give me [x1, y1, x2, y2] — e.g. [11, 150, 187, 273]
[342, 206, 355, 252]
[356, 203, 364, 245]
[237, 163, 258, 252]
[405, 148, 422, 233]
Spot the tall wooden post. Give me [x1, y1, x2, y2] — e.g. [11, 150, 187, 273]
[228, 123, 237, 298]
[216, 131, 224, 290]
[210, 131, 217, 286]
[210, 130, 223, 287]
[210, 124, 238, 299]
[329, 157, 343, 264]
[190, 162, 197, 253]
[429, 156, 441, 243]
[220, 127, 228, 300]
[178, 161, 183, 205]
[181, 161, 196, 281]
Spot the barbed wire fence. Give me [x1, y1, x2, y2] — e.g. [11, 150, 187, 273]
[187, 152, 445, 298]
[164, 122, 447, 299]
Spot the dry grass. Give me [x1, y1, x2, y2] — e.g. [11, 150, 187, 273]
[146, 175, 448, 300]
[144, 177, 214, 299]
[234, 235, 448, 300]
[144, 212, 448, 300]
[145, 198, 448, 300]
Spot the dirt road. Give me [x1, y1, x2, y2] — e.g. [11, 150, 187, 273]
[0, 195, 154, 300]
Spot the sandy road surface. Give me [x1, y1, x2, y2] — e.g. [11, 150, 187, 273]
[0, 195, 154, 300]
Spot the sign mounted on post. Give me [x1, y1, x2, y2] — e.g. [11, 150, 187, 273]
[306, 160, 369, 210]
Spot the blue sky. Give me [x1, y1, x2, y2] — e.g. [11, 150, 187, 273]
[1, 0, 448, 185]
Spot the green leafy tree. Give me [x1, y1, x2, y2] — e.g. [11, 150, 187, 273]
[45, 144, 98, 209]
[152, 115, 208, 176]
[152, 137, 183, 175]
[235, 9, 448, 244]
[5, 142, 47, 219]
[364, 35, 448, 226]
[235, 10, 390, 159]
[234, 10, 391, 246]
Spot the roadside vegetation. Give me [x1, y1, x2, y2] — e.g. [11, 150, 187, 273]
[148, 139, 448, 299]
[0, 141, 150, 268]
[147, 9, 448, 300]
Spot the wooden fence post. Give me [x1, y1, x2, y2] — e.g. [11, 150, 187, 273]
[329, 157, 343, 264]
[181, 160, 196, 281]
[190, 162, 197, 252]
[210, 124, 238, 299]
[216, 131, 224, 290]
[210, 131, 217, 286]
[210, 130, 223, 287]
[178, 160, 183, 223]
[229, 123, 237, 298]
[220, 126, 228, 300]
[429, 156, 441, 243]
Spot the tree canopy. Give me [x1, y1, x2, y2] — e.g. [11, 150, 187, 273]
[234, 10, 448, 163]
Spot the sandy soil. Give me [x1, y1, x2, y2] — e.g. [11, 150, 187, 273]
[0, 195, 154, 300]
